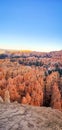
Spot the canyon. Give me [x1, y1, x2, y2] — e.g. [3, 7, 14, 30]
[0, 49, 62, 130]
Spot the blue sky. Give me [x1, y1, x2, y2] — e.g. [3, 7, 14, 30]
[0, 0, 62, 52]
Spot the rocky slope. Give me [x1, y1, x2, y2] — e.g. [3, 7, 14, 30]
[0, 102, 62, 130]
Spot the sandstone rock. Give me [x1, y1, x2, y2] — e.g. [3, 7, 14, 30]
[21, 97, 28, 104]
[26, 93, 31, 104]
[51, 82, 61, 111]
[0, 96, 3, 103]
[0, 103, 62, 130]
[4, 90, 10, 103]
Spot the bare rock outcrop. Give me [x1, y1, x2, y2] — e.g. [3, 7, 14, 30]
[4, 90, 10, 103]
[0, 102, 62, 130]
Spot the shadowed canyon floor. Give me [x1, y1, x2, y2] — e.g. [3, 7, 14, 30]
[0, 102, 62, 130]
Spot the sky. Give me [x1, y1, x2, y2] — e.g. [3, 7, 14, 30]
[0, 0, 62, 52]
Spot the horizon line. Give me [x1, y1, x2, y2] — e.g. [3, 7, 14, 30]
[0, 48, 62, 53]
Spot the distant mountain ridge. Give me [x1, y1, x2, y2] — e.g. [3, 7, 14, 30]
[0, 48, 62, 59]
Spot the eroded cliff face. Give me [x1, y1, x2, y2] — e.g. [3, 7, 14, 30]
[0, 102, 62, 130]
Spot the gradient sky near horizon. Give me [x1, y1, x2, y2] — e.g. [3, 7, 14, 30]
[0, 0, 62, 52]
